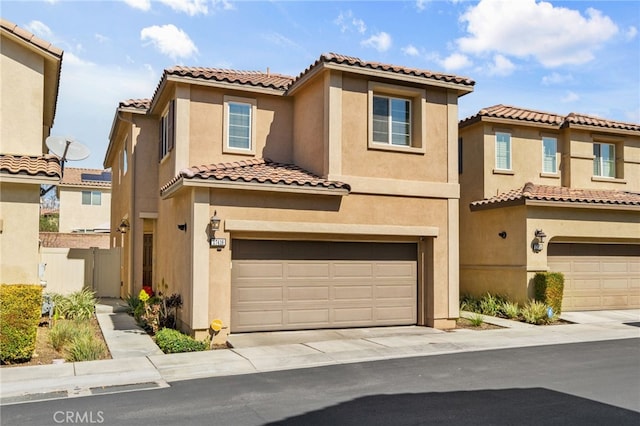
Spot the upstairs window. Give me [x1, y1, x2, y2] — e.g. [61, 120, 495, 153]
[223, 96, 256, 155]
[159, 100, 175, 161]
[372, 95, 411, 146]
[593, 142, 615, 178]
[542, 137, 557, 174]
[495, 132, 511, 170]
[82, 191, 102, 206]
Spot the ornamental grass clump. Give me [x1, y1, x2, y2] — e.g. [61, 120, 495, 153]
[51, 288, 97, 320]
[65, 332, 108, 362]
[521, 300, 550, 325]
[500, 301, 520, 319]
[469, 314, 484, 327]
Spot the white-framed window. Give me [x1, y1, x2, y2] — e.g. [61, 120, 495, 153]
[122, 144, 128, 175]
[82, 191, 102, 206]
[542, 137, 557, 173]
[593, 142, 615, 178]
[495, 132, 511, 170]
[372, 95, 411, 146]
[159, 100, 175, 161]
[223, 96, 256, 155]
[367, 82, 425, 154]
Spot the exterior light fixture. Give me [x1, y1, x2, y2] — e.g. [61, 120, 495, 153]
[118, 219, 130, 234]
[177, 223, 187, 232]
[209, 211, 225, 251]
[532, 229, 547, 253]
[210, 211, 221, 232]
[498, 231, 507, 239]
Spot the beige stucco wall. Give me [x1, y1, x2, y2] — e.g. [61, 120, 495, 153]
[0, 182, 41, 284]
[58, 188, 111, 232]
[0, 35, 46, 155]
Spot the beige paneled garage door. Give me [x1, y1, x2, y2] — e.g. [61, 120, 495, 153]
[231, 240, 418, 332]
[548, 244, 640, 311]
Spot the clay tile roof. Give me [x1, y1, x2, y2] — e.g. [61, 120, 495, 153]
[460, 104, 640, 132]
[166, 67, 294, 91]
[460, 104, 565, 127]
[119, 99, 151, 110]
[0, 18, 63, 58]
[565, 112, 640, 132]
[471, 182, 640, 210]
[59, 167, 111, 188]
[161, 158, 350, 195]
[0, 154, 61, 179]
[294, 52, 475, 88]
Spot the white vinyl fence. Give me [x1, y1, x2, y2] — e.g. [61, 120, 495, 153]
[41, 247, 121, 297]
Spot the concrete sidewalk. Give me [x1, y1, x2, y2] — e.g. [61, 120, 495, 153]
[1, 302, 638, 405]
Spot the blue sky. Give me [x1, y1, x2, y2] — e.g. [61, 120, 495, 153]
[3, 0, 639, 170]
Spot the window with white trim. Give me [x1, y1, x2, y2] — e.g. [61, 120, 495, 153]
[159, 100, 175, 161]
[495, 132, 511, 170]
[372, 95, 411, 146]
[82, 191, 102, 206]
[593, 142, 615, 178]
[542, 137, 557, 173]
[223, 96, 256, 155]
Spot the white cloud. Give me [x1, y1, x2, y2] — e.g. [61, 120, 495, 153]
[457, 0, 619, 67]
[95, 34, 109, 44]
[159, 0, 209, 16]
[440, 52, 472, 71]
[263, 32, 299, 49]
[334, 11, 366, 34]
[415, 0, 429, 11]
[26, 20, 53, 38]
[402, 45, 420, 57]
[140, 24, 198, 60]
[122, 0, 151, 11]
[541, 72, 573, 86]
[212, 0, 234, 11]
[561, 91, 580, 103]
[626, 26, 638, 41]
[487, 54, 515, 76]
[361, 32, 392, 52]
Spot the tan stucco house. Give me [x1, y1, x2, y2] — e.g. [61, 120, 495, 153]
[0, 18, 62, 284]
[459, 105, 640, 311]
[105, 53, 474, 338]
[57, 167, 111, 233]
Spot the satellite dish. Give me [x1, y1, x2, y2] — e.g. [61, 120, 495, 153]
[46, 135, 90, 161]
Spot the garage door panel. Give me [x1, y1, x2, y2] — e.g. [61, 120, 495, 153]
[548, 243, 639, 311]
[287, 263, 330, 279]
[287, 286, 329, 301]
[334, 285, 373, 300]
[236, 287, 283, 302]
[231, 240, 417, 332]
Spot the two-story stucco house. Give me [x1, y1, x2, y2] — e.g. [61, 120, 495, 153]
[0, 19, 62, 284]
[105, 53, 474, 339]
[459, 105, 640, 311]
[57, 167, 111, 233]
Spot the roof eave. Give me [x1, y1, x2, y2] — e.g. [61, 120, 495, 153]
[161, 177, 349, 199]
[471, 198, 640, 212]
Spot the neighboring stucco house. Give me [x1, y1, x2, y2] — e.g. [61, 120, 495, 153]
[0, 18, 62, 284]
[458, 104, 640, 311]
[105, 53, 474, 338]
[57, 167, 111, 233]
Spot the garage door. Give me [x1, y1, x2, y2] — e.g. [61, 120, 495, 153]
[231, 240, 418, 332]
[548, 244, 640, 311]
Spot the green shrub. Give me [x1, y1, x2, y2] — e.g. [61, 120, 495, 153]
[155, 328, 207, 354]
[469, 313, 484, 327]
[460, 294, 480, 312]
[125, 293, 142, 315]
[534, 272, 565, 316]
[54, 288, 97, 320]
[0, 284, 43, 363]
[479, 293, 506, 317]
[501, 301, 520, 319]
[521, 300, 550, 325]
[65, 332, 108, 362]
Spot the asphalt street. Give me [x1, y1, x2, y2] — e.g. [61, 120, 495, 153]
[2, 339, 639, 426]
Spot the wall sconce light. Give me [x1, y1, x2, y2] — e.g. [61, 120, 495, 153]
[209, 211, 226, 251]
[498, 231, 507, 239]
[532, 229, 547, 253]
[118, 219, 130, 234]
[177, 223, 187, 232]
[210, 211, 221, 233]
